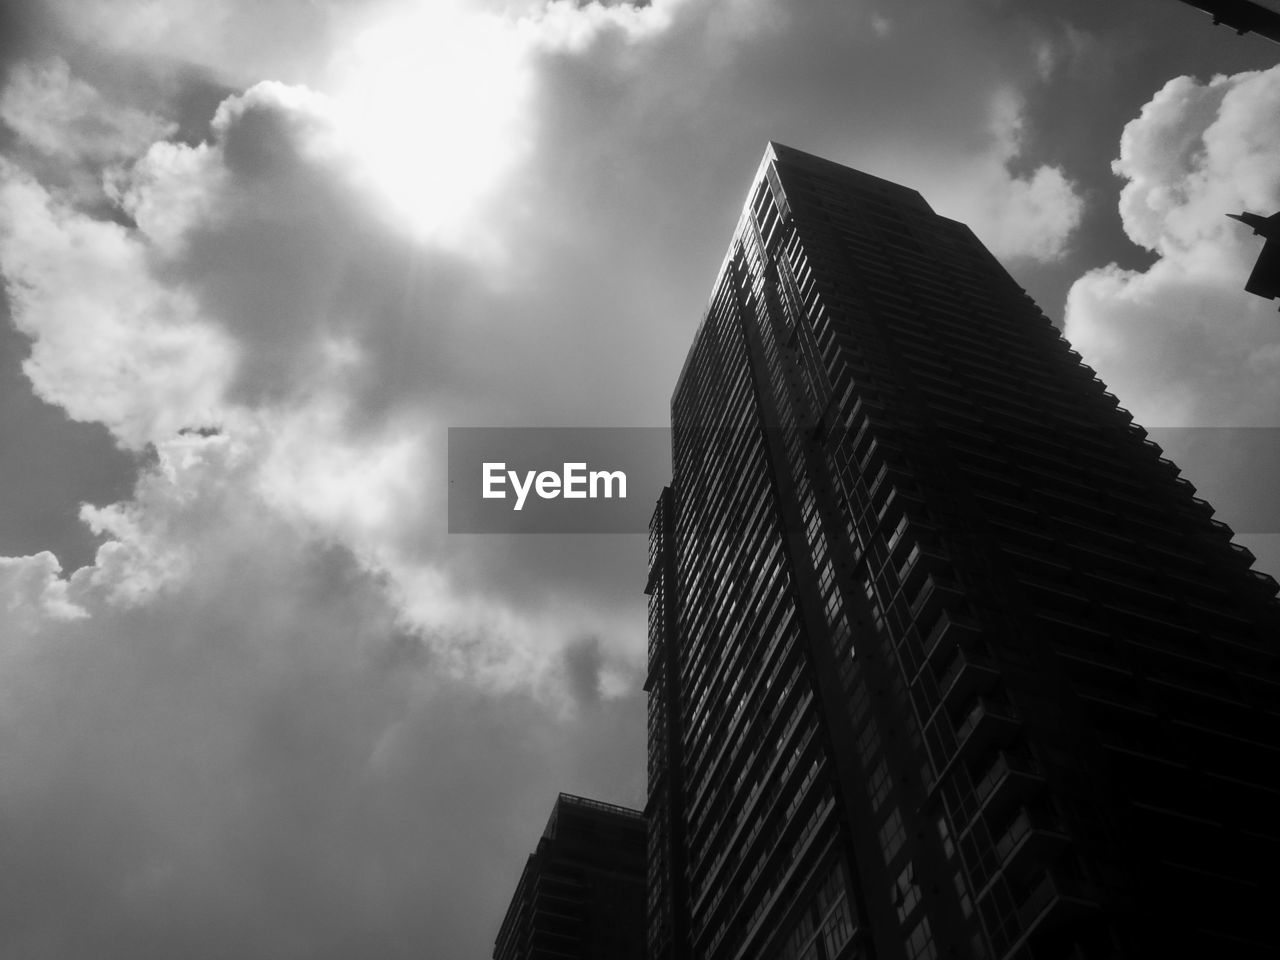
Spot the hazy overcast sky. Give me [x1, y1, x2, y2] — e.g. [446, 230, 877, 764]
[1, 1, 1278, 956]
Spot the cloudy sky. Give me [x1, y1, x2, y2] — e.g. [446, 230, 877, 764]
[1, 0, 1278, 956]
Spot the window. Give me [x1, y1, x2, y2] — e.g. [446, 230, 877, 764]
[822, 898, 855, 956]
[891, 863, 922, 923]
[856, 718, 881, 765]
[868, 758, 892, 812]
[953, 870, 973, 918]
[936, 815, 955, 859]
[879, 808, 906, 863]
[849, 682, 871, 727]
[906, 917, 938, 960]
[816, 865, 846, 911]
[774, 899, 815, 960]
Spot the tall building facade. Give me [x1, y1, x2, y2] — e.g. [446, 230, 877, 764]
[644, 143, 1280, 960]
[493, 793, 646, 960]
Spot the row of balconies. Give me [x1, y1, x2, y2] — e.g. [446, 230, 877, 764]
[989, 866, 1101, 959]
[883, 559, 1083, 955]
[686, 684, 813, 888]
[683, 640, 806, 845]
[967, 748, 1045, 825]
[902, 579, 1097, 960]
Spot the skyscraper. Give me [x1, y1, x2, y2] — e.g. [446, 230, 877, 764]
[645, 143, 1280, 960]
[493, 793, 646, 960]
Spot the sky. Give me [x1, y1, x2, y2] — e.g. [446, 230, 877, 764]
[0, 0, 1278, 956]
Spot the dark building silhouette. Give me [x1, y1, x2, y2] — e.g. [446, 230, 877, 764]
[1174, 0, 1280, 43]
[645, 143, 1280, 960]
[494, 793, 646, 960]
[1228, 210, 1280, 303]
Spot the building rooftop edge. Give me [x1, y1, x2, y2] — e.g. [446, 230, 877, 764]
[671, 142, 936, 405]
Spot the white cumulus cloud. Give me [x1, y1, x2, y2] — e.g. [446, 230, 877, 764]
[1065, 66, 1280, 427]
[930, 89, 1084, 264]
[0, 551, 86, 627]
[0, 162, 236, 449]
[0, 57, 176, 164]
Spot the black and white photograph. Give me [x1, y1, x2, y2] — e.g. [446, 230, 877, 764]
[1, 1, 1279, 957]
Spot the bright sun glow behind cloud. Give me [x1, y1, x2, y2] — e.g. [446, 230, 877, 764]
[327, 2, 533, 246]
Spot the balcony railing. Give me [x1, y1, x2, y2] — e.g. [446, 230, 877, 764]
[1188, 496, 1215, 517]
[1230, 541, 1257, 564]
[967, 748, 1046, 825]
[1249, 569, 1280, 597]
[954, 697, 1021, 762]
[986, 866, 1101, 960]
[1207, 518, 1233, 538]
[909, 575, 965, 633]
[922, 609, 982, 668]
[938, 647, 999, 709]
[1014, 867, 1100, 938]
[896, 543, 952, 601]
[988, 807, 1071, 885]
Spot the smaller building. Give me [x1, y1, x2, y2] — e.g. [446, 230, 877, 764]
[493, 793, 646, 960]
